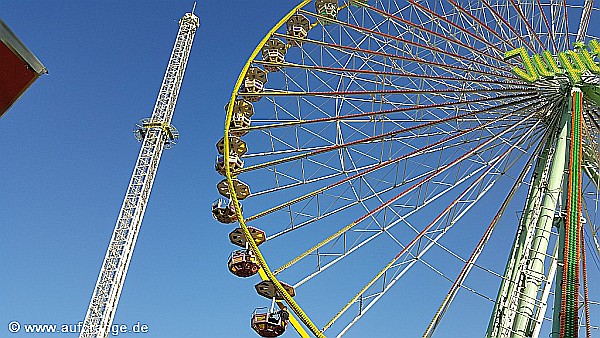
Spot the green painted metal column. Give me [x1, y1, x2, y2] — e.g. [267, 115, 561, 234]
[510, 106, 570, 337]
[486, 103, 570, 337]
[486, 134, 552, 337]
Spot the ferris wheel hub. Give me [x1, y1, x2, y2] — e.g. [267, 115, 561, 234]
[213, 1, 600, 337]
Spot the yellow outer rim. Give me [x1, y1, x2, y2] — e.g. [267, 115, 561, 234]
[222, 1, 324, 337]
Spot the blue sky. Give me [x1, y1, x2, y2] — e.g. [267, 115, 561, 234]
[1, 1, 600, 338]
[0, 1, 296, 337]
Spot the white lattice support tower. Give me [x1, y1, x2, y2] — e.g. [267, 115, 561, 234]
[79, 10, 199, 338]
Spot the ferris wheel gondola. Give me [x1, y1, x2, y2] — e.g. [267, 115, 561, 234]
[215, 1, 600, 337]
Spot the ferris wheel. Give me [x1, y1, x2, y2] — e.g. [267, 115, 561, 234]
[213, 1, 600, 337]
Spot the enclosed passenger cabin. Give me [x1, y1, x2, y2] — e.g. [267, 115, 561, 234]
[251, 307, 289, 337]
[211, 198, 238, 224]
[229, 112, 251, 136]
[228, 249, 260, 277]
[227, 100, 254, 136]
[215, 154, 244, 176]
[216, 136, 247, 156]
[315, 0, 338, 24]
[241, 67, 267, 102]
[217, 178, 250, 200]
[229, 99, 255, 118]
[261, 38, 287, 72]
[286, 14, 310, 47]
[229, 227, 267, 247]
[255, 280, 296, 300]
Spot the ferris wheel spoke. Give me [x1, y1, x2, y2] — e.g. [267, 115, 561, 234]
[264, 153, 472, 239]
[479, 0, 539, 53]
[420, 260, 497, 302]
[274, 32, 520, 81]
[423, 122, 548, 337]
[447, 0, 521, 52]
[321, 120, 540, 333]
[507, 0, 548, 51]
[219, 2, 600, 336]
[274, 30, 516, 87]
[243, 100, 542, 223]
[327, 5, 433, 70]
[298, 8, 513, 76]
[563, 0, 571, 47]
[266, 173, 426, 241]
[535, 0, 560, 53]
[280, 133, 535, 285]
[582, 163, 600, 266]
[584, 108, 600, 145]
[363, 2, 513, 69]
[239, 108, 516, 174]
[285, 168, 482, 279]
[248, 127, 503, 198]
[254, 150, 488, 236]
[576, 0, 595, 41]
[235, 93, 537, 133]
[263, 111, 539, 280]
[583, 196, 600, 267]
[547, 1, 570, 51]
[253, 60, 523, 87]
[247, 130, 490, 219]
[242, 120, 537, 182]
[243, 87, 533, 99]
[407, 0, 507, 56]
[246, 116, 540, 204]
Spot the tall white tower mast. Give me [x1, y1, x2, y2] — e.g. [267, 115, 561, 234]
[80, 9, 199, 338]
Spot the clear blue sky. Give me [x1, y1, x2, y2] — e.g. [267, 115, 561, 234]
[0, 1, 296, 337]
[1, 1, 599, 338]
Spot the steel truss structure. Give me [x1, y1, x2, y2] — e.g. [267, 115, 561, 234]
[80, 10, 199, 338]
[215, 1, 600, 337]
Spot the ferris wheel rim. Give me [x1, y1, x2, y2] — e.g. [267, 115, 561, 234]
[222, 1, 321, 337]
[219, 1, 600, 337]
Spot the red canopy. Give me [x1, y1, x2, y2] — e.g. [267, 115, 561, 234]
[0, 19, 46, 117]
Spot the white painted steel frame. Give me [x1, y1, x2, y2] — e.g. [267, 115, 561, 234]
[222, 1, 600, 336]
[79, 12, 199, 338]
